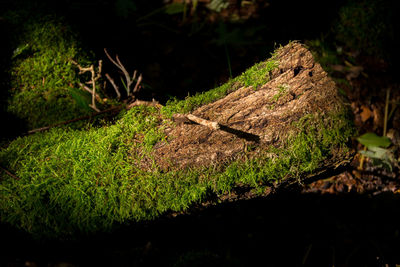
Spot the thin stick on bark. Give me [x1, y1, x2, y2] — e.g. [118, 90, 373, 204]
[186, 114, 220, 130]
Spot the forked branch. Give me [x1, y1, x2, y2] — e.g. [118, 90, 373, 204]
[104, 48, 142, 98]
[70, 59, 102, 112]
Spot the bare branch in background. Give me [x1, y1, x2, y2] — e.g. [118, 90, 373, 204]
[78, 82, 102, 102]
[70, 59, 102, 112]
[105, 73, 121, 100]
[104, 48, 142, 98]
[133, 73, 143, 94]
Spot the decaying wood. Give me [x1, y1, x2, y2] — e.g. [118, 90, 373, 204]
[146, 42, 353, 193]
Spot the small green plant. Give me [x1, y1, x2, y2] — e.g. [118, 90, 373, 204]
[162, 53, 278, 116]
[357, 89, 399, 171]
[357, 133, 395, 171]
[207, 0, 229, 12]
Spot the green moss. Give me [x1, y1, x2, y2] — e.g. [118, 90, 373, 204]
[162, 54, 278, 116]
[0, 45, 355, 238]
[7, 15, 95, 129]
[0, 106, 164, 237]
[214, 109, 354, 192]
[272, 84, 290, 102]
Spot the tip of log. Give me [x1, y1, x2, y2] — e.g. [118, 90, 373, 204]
[149, 42, 354, 180]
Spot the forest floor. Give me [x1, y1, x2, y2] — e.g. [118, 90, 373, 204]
[2, 38, 399, 267]
[1, 0, 400, 266]
[304, 53, 400, 196]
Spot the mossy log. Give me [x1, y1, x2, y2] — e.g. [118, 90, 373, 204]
[0, 42, 355, 238]
[148, 41, 354, 200]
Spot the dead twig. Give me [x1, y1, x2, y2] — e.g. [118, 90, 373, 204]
[133, 73, 143, 94]
[78, 82, 103, 102]
[26, 106, 123, 135]
[70, 59, 102, 112]
[104, 48, 142, 98]
[105, 73, 121, 100]
[186, 114, 220, 130]
[383, 87, 390, 137]
[127, 99, 162, 109]
[0, 165, 20, 180]
[25, 99, 164, 136]
[173, 114, 220, 130]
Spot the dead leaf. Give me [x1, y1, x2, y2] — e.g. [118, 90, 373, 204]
[352, 169, 362, 179]
[331, 64, 346, 72]
[360, 105, 373, 122]
[372, 104, 383, 130]
[346, 66, 363, 80]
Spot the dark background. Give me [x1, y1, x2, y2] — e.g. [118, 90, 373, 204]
[1, 0, 399, 266]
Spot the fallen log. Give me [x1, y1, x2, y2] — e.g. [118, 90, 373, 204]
[146, 41, 355, 200]
[0, 42, 355, 238]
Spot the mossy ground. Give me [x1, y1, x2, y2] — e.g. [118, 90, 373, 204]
[0, 45, 355, 238]
[5, 14, 97, 130]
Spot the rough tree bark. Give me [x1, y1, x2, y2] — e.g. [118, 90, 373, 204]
[145, 42, 354, 201]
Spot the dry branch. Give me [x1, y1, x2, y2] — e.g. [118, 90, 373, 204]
[104, 48, 142, 98]
[173, 114, 221, 130]
[0, 165, 20, 181]
[105, 73, 121, 100]
[70, 59, 103, 112]
[127, 99, 162, 109]
[25, 106, 123, 135]
[79, 82, 102, 102]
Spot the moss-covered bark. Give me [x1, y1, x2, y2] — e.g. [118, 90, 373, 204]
[0, 42, 355, 238]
